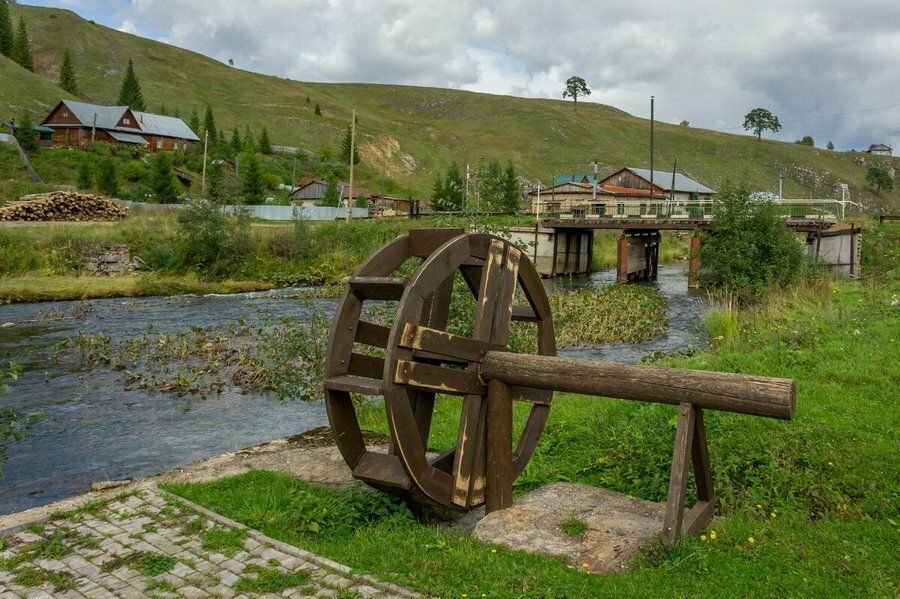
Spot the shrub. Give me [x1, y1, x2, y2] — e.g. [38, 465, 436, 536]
[122, 159, 148, 183]
[176, 198, 251, 279]
[699, 182, 806, 296]
[76, 160, 93, 190]
[96, 158, 119, 197]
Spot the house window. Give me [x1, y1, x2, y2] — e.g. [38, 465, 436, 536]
[173, 142, 179, 150]
[123, 118, 131, 125]
[62, 111, 69, 117]
[156, 139, 163, 149]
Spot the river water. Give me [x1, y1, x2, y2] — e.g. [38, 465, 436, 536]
[0, 265, 707, 515]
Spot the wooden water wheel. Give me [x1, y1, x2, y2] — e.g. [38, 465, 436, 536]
[324, 229, 555, 510]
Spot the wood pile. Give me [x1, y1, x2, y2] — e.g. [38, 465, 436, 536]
[0, 192, 129, 222]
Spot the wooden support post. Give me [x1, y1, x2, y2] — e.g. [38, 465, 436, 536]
[587, 230, 594, 274]
[688, 233, 701, 289]
[485, 380, 514, 513]
[663, 402, 716, 546]
[617, 234, 629, 283]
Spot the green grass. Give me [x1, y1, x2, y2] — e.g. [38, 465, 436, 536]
[3, 4, 899, 211]
[201, 526, 247, 557]
[166, 270, 898, 597]
[234, 564, 311, 594]
[561, 517, 589, 538]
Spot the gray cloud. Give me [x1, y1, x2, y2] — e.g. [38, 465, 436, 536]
[115, 0, 899, 151]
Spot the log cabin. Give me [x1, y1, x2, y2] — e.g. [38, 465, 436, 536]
[40, 100, 199, 152]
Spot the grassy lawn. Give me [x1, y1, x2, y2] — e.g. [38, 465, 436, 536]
[166, 269, 899, 598]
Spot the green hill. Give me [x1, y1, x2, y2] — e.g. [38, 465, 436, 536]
[4, 3, 898, 212]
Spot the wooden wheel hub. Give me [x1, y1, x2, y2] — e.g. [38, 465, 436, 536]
[324, 229, 555, 510]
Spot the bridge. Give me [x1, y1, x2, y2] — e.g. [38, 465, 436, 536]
[522, 199, 857, 287]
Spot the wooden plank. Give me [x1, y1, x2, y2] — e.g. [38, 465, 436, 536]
[399, 323, 492, 363]
[485, 380, 513, 513]
[348, 352, 384, 379]
[452, 239, 507, 506]
[348, 277, 407, 301]
[393, 360, 485, 395]
[407, 228, 465, 258]
[691, 408, 715, 503]
[352, 452, 411, 492]
[355, 321, 391, 348]
[491, 247, 521, 345]
[682, 500, 715, 536]
[324, 374, 383, 396]
[664, 402, 695, 547]
[511, 305, 538, 322]
[481, 352, 796, 420]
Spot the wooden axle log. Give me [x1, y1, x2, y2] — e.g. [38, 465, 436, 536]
[480, 352, 795, 420]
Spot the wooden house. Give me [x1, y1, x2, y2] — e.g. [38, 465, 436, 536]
[40, 100, 199, 152]
[289, 178, 368, 207]
[599, 167, 715, 203]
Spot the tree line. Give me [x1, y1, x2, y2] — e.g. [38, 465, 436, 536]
[430, 160, 521, 212]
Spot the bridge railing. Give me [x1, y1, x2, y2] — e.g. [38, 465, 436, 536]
[539, 199, 841, 221]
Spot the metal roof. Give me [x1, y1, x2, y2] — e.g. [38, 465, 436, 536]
[59, 100, 133, 131]
[553, 174, 598, 186]
[625, 167, 715, 194]
[133, 111, 200, 141]
[108, 131, 149, 145]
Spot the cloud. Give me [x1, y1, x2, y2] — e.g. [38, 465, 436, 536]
[47, 0, 900, 151]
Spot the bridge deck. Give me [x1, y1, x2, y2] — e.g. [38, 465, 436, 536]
[541, 217, 836, 233]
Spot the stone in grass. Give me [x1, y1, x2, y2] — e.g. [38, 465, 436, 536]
[472, 482, 666, 573]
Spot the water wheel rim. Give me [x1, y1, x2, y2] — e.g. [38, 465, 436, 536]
[383, 233, 555, 509]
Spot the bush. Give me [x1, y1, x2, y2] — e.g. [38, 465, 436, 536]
[76, 161, 93, 190]
[122, 160, 148, 183]
[96, 158, 119, 197]
[176, 198, 251, 279]
[699, 182, 806, 296]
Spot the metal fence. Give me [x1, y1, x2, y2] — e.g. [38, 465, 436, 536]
[116, 200, 369, 221]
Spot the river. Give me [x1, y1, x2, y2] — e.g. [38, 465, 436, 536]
[0, 264, 707, 515]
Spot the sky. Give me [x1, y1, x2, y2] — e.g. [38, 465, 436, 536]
[25, 0, 900, 152]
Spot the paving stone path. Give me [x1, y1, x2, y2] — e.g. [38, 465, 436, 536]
[0, 486, 425, 599]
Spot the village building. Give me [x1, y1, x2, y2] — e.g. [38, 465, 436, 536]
[288, 177, 368, 207]
[866, 143, 893, 157]
[40, 100, 199, 152]
[368, 194, 423, 216]
[530, 167, 715, 214]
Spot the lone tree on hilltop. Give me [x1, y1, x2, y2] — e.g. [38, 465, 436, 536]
[795, 135, 814, 146]
[0, 0, 13, 57]
[827, 141, 835, 150]
[562, 76, 591, 111]
[59, 48, 78, 95]
[743, 108, 781, 141]
[866, 166, 894, 194]
[117, 59, 146, 111]
[11, 16, 32, 71]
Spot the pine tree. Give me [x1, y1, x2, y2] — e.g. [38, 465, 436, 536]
[240, 152, 266, 204]
[189, 109, 201, 137]
[314, 103, 322, 116]
[117, 59, 146, 111]
[149, 152, 180, 203]
[14, 112, 37, 153]
[0, 0, 12, 57]
[501, 161, 521, 212]
[97, 158, 119, 197]
[76, 160, 93, 190]
[202, 105, 217, 144]
[242, 125, 256, 153]
[321, 177, 339, 207]
[206, 160, 225, 201]
[340, 127, 360, 165]
[430, 173, 446, 207]
[157, 104, 167, 116]
[230, 127, 242, 156]
[11, 17, 32, 71]
[58, 48, 78, 95]
[258, 126, 272, 154]
[443, 162, 463, 211]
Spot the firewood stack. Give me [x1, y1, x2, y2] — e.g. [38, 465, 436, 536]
[0, 192, 129, 222]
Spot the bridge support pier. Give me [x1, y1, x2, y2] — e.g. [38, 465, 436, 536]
[616, 230, 661, 283]
[688, 233, 701, 289]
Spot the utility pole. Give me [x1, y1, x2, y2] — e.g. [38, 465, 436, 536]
[291, 153, 297, 193]
[201, 131, 209, 197]
[778, 173, 784, 199]
[592, 161, 598, 202]
[534, 182, 542, 265]
[650, 96, 655, 197]
[347, 109, 356, 222]
[92, 113, 97, 145]
[464, 163, 470, 213]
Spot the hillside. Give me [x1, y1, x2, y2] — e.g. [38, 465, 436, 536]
[4, 3, 898, 211]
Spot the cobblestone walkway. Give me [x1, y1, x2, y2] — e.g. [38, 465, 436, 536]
[0, 486, 424, 599]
